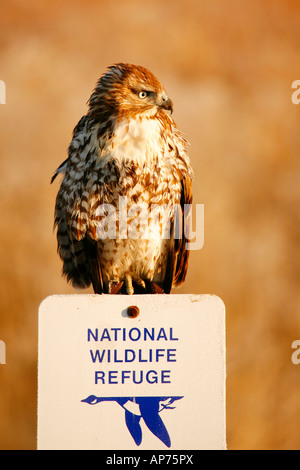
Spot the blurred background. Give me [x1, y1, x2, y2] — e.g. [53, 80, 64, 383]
[0, 0, 299, 450]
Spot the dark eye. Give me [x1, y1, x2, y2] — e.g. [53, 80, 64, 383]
[139, 91, 148, 99]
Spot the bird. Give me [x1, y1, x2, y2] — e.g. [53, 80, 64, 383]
[81, 395, 184, 447]
[52, 63, 193, 295]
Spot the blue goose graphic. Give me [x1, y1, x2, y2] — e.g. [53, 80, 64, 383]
[81, 395, 183, 447]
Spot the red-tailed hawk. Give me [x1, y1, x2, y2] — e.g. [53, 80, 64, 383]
[52, 63, 193, 294]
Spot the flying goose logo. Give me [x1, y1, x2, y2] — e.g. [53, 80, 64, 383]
[81, 395, 183, 447]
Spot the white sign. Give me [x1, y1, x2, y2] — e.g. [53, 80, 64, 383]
[38, 294, 226, 450]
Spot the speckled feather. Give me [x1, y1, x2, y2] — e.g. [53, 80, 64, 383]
[53, 64, 193, 294]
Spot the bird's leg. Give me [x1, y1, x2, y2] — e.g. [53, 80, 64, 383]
[129, 278, 147, 294]
[145, 281, 164, 294]
[108, 280, 124, 294]
[125, 274, 134, 295]
[135, 279, 146, 289]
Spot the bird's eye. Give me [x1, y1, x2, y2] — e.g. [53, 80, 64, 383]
[139, 91, 148, 99]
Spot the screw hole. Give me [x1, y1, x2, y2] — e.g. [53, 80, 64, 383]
[127, 306, 140, 318]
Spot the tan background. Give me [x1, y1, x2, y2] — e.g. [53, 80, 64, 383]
[0, 0, 299, 449]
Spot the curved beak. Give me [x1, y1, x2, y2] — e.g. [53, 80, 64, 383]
[159, 94, 173, 114]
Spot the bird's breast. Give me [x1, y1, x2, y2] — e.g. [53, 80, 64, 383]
[101, 115, 165, 166]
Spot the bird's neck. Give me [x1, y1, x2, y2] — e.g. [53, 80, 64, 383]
[99, 114, 165, 166]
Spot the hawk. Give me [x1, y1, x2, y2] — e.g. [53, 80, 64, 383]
[52, 63, 193, 295]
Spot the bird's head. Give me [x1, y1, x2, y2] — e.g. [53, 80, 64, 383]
[88, 63, 173, 120]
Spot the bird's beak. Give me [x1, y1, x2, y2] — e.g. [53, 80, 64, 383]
[159, 94, 173, 114]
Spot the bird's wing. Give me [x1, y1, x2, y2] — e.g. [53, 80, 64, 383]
[51, 116, 88, 184]
[50, 158, 68, 184]
[139, 399, 171, 448]
[163, 172, 192, 293]
[173, 174, 193, 286]
[160, 116, 193, 293]
[125, 411, 142, 446]
[53, 115, 106, 292]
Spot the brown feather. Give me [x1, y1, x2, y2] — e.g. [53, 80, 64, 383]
[83, 237, 104, 294]
[173, 176, 193, 287]
[163, 220, 176, 294]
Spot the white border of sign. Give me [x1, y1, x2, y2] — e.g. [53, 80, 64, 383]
[38, 294, 226, 450]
